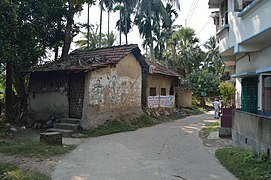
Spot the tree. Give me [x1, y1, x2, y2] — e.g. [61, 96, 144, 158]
[168, 27, 201, 73]
[135, 0, 180, 62]
[187, 69, 220, 101]
[0, 0, 68, 122]
[76, 24, 117, 49]
[76, 24, 101, 49]
[114, 0, 137, 44]
[61, 0, 95, 57]
[219, 82, 235, 107]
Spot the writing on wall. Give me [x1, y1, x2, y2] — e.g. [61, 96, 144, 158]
[148, 96, 175, 108]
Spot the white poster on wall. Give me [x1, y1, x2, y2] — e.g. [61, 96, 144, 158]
[148, 96, 175, 108]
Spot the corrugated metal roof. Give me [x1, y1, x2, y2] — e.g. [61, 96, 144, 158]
[30, 44, 139, 72]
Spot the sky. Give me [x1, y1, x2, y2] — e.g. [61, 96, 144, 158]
[72, 0, 217, 52]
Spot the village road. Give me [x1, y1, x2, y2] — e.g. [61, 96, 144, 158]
[52, 112, 236, 180]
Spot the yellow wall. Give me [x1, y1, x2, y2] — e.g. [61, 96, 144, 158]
[81, 53, 143, 129]
[146, 74, 175, 96]
[178, 91, 192, 108]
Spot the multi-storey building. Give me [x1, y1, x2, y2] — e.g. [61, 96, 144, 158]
[209, 0, 271, 155]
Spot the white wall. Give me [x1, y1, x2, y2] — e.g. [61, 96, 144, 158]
[218, 0, 271, 53]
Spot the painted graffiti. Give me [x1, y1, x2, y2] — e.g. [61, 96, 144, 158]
[108, 75, 121, 103]
[90, 79, 104, 105]
[148, 96, 175, 108]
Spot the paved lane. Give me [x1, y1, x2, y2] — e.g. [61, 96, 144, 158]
[52, 112, 236, 180]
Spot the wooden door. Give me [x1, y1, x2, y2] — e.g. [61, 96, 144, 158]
[69, 73, 85, 118]
[241, 77, 258, 113]
[263, 76, 271, 112]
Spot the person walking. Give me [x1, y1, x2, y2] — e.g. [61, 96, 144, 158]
[212, 98, 221, 119]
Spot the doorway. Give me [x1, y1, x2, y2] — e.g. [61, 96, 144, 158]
[69, 73, 85, 118]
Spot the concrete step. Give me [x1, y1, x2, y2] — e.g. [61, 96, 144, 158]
[46, 128, 74, 137]
[59, 118, 81, 124]
[53, 123, 79, 130]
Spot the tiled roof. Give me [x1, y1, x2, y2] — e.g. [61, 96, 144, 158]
[147, 60, 181, 77]
[31, 44, 140, 72]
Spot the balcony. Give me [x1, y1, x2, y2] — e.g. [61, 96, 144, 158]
[208, 0, 223, 8]
[238, 26, 271, 53]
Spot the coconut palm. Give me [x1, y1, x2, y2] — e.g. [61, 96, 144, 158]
[204, 36, 222, 74]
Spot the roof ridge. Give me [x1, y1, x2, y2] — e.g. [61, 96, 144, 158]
[70, 44, 138, 54]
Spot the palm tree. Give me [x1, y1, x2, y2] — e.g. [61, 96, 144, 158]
[169, 27, 201, 74]
[103, 31, 117, 46]
[61, 0, 95, 57]
[115, 0, 137, 44]
[99, 0, 104, 48]
[135, 0, 180, 62]
[204, 36, 221, 74]
[76, 24, 100, 49]
[104, 0, 114, 46]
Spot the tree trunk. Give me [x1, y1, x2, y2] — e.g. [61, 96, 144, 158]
[99, 4, 103, 48]
[87, 3, 90, 50]
[119, 7, 122, 45]
[148, 1, 155, 62]
[165, 40, 168, 67]
[107, 11, 110, 46]
[124, 2, 128, 45]
[13, 65, 27, 115]
[61, 0, 74, 57]
[54, 46, 59, 61]
[172, 39, 176, 69]
[5, 61, 13, 122]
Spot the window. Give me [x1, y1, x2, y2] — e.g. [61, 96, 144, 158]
[150, 87, 156, 96]
[264, 76, 271, 88]
[161, 88, 166, 96]
[235, 0, 254, 11]
[220, 0, 228, 26]
[170, 84, 174, 95]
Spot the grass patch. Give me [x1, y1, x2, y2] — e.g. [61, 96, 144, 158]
[0, 162, 50, 180]
[81, 120, 136, 137]
[202, 121, 220, 137]
[81, 115, 161, 137]
[0, 139, 76, 158]
[81, 107, 207, 138]
[216, 148, 271, 180]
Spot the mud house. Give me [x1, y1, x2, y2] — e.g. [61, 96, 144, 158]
[142, 61, 192, 109]
[28, 44, 148, 129]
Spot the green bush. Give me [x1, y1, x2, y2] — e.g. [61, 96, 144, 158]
[219, 82, 235, 107]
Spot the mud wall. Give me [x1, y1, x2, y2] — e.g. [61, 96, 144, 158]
[81, 53, 143, 129]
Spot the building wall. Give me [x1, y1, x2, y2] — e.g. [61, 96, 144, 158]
[235, 45, 271, 74]
[178, 91, 192, 108]
[146, 74, 176, 108]
[219, 0, 271, 53]
[232, 110, 271, 157]
[81, 53, 143, 129]
[28, 73, 69, 122]
[234, 45, 271, 111]
[146, 74, 173, 96]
